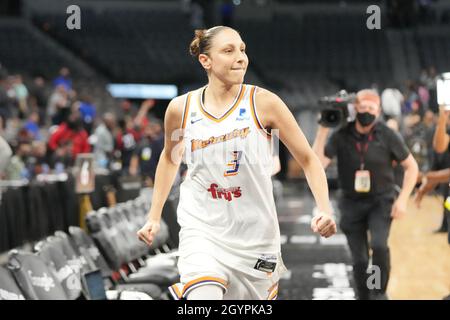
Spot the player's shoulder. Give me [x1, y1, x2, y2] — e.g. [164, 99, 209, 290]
[166, 92, 192, 118]
[251, 85, 283, 110]
[252, 85, 278, 100]
[169, 93, 189, 109]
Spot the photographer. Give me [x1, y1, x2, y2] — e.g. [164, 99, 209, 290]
[313, 89, 419, 300]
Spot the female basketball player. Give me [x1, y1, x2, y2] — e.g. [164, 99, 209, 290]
[137, 26, 336, 300]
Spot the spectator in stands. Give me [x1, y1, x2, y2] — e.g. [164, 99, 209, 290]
[129, 119, 164, 186]
[52, 67, 72, 90]
[313, 89, 418, 300]
[48, 109, 91, 165]
[49, 141, 72, 172]
[134, 99, 156, 130]
[30, 140, 50, 176]
[4, 141, 32, 180]
[0, 135, 12, 179]
[0, 72, 13, 130]
[404, 109, 436, 172]
[28, 76, 49, 126]
[417, 81, 430, 111]
[423, 110, 437, 167]
[11, 75, 28, 119]
[77, 95, 96, 134]
[47, 84, 70, 125]
[92, 112, 116, 169]
[381, 86, 404, 128]
[427, 66, 439, 113]
[115, 116, 140, 174]
[23, 111, 42, 141]
[404, 80, 423, 117]
[119, 99, 136, 118]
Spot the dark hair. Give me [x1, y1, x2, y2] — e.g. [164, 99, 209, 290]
[189, 26, 236, 58]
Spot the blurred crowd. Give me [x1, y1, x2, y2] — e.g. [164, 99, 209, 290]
[374, 65, 449, 234]
[0, 63, 448, 189]
[0, 66, 164, 186]
[378, 66, 443, 173]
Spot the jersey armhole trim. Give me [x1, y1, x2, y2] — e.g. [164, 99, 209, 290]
[181, 92, 192, 129]
[250, 86, 272, 139]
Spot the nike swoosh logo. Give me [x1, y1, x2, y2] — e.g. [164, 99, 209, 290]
[191, 118, 203, 124]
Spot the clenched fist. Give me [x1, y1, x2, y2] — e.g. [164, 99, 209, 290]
[311, 213, 337, 238]
[137, 219, 161, 247]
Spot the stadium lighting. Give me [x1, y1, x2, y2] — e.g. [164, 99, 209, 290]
[437, 72, 450, 108]
[106, 83, 178, 99]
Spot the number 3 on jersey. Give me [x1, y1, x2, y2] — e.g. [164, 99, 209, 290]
[224, 151, 243, 176]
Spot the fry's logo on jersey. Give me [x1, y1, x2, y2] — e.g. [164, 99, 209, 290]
[191, 127, 250, 152]
[207, 183, 242, 201]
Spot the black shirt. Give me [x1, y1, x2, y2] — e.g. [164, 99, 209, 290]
[325, 121, 410, 198]
[133, 135, 164, 180]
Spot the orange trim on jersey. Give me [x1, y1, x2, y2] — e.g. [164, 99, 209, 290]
[181, 93, 192, 129]
[182, 276, 228, 296]
[224, 171, 239, 177]
[267, 282, 278, 300]
[199, 85, 246, 123]
[249, 86, 271, 139]
[269, 291, 278, 300]
[170, 284, 183, 299]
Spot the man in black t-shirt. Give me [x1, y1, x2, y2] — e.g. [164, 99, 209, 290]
[313, 89, 419, 300]
[129, 121, 164, 186]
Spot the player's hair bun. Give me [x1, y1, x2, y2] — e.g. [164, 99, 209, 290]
[189, 29, 206, 58]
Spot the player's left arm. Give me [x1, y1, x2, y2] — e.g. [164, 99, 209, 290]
[255, 88, 336, 238]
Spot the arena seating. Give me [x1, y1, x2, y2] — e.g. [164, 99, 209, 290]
[0, 19, 88, 80]
[25, 6, 450, 110]
[0, 193, 181, 300]
[415, 26, 450, 72]
[32, 8, 204, 84]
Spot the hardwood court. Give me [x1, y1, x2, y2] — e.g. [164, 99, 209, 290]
[388, 195, 450, 300]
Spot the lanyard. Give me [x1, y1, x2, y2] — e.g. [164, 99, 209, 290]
[355, 133, 373, 170]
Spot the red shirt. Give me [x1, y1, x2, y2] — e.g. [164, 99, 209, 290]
[48, 123, 91, 157]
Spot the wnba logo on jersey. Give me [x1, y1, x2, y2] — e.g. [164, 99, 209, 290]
[207, 183, 242, 201]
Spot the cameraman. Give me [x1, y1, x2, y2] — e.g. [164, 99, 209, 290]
[313, 89, 419, 300]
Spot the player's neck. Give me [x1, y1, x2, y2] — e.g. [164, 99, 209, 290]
[204, 81, 241, 109]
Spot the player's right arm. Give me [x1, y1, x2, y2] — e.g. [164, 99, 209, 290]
[137, 95, 185, 247]
[312, 125, 332, 169]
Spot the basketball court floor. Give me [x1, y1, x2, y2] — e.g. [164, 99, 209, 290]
[277, 181, 450, 300]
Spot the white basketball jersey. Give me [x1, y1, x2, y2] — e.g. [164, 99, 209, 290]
[176, 84, 282, 275]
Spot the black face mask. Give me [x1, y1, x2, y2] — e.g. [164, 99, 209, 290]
[356, 112, 376, 127]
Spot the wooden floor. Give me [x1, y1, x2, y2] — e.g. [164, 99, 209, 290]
[388, 195, 450, 300]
